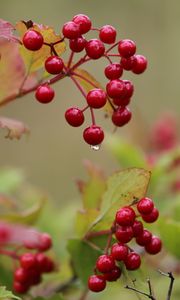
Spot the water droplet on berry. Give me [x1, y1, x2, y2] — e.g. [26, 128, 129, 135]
[90, 144, 101, 151]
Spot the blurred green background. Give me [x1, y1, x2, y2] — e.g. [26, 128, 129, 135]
[0, 0, 180, 204]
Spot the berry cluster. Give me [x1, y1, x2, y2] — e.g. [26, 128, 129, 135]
[22, 14, 147, 147]
[88, 197, 162, 292]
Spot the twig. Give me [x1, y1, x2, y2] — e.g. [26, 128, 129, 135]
[158, 270, 175, 300]
[147, 278, 155, 299]
[79, 289, 89, 300]
[125, 285, 156, 300]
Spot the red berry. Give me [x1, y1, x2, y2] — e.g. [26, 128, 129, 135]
[14, 268, 30, 283]
[62, 21, 80, 39]
[106, 79, 126, 99]
[35, 84, 55, 104]
[20, 253, 36, 270]
[111, 242, 128, 261]
[69, 37, 86, 52]
[36, 253, 54, 273]
[83, 125, 104, 146]
[104, 266, 121, 281]
[125, 252, 141, 270]
[145, 236, 162, 254]
[112, 107, 132, 127]
[72, 14, 92, 34]
[85, 39, 105, 59]
[45, 56, 64, 74]
[38, 233, 52, 251]
[132, 55, 147, 74]
[65, 107, 84, 127]
[132, 220, 144, 237]
[28, 269, 42, 285]
[123, 80, 134, 98]
[116, 206, 136, 226]
[142, 207, 159, 223]
[23, 30, 44, 51]
[104, 63, 123, 80]
[137, 197, 154, 215]
[99, 25, 116, 44]
[115, 226, 133, 243]
[118, 39, 136, 58]
[120, 56, 135, 70]
[13, 281, 29, 294]
[96, 254, 115, 273]
[88, 275, 106, 292]
[136, 229, 152, 246]
[113, 97, 131, 107]
[86, 89, 107, 108]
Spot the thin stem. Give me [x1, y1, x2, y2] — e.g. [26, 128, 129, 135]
[90, 107, 96, 125]
[91, 27, 100, 31]
[125, 285, 156, 300]
[104, 233, 112, 254]
[67, 51, 75, 69]
[70, 75, 87, 99]
[107, 54, 121, 57]
[82, 105, 89, 112]
[69, 56, 91, 72]
[71, 72, 98, 88]
[0, 248, 20, 260]
[84, 229, 111, 240]
[147, 278, 154, 299]
[103, 54, 113, 64]
[158, 270, 175, 300]
[106, 41, 119, 54]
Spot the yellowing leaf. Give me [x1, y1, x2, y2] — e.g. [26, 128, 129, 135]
[0, 116, 30, 139]
[16, 21, 66, 73]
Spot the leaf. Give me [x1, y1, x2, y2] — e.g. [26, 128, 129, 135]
[0, 19, 20, 43]
[0, 286, 21, 300]
[0, 168, 24, 194]
[75, 209, 99, 237]
[90, 168, 151, 232]
[74, 68, 113, 115]
[0, 117, 30, 139]
[67, 239, 101, 285]
[16, 21, 66, 73]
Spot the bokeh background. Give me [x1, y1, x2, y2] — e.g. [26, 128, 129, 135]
[0, 0, 180, 204]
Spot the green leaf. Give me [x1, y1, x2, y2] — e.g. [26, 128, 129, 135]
[0, 286, 21, 300]
[75, 209, 99, 237]
[67, 239, 101, 285]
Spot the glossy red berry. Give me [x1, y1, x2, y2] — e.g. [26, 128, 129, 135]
[42, 257, 55, 273]
[136, 229, 152, 246]
[62, 21, 80, 39]
[125, 252, 141, 270]
[137, 197, 154, 215]
[104, 63, 123, 80]
[104, 266, 121, 281]
[142, 207, 159, 223]
[120, 56, 135, 70]
[116, 206, 136, 226]
[88, 275, 106, 292]
[99, 25, 116, 44]
[112, 107, 132, 127]
[20, 253, 36, 270]
[132, 220, 144, 237]
[45, 56, 64, 74]
[106, 79, 126, 99]
[23, 30, 44, 51]
[69, 37, 86, 52]
[118, 39, 136, 58]
[72, 14, 92, 34]
[65, 107, 84, 127]
[115, 226, 133, 243]
[86, 89, 107, 108]
[28, 269, 42, 285]
[123, 80, 134, 98]
[145, 236, 162, 254]
[111, 242, 128, 261]
[14, 268, 30, 283]
[113, 97, 131, 107]
[83, 125, 104, 146]
[96, 254, 115, 273]
[132, 55, 147, 74]
[35, 84, 55, 104]
[13, 281, 29, 294]
[38, 233, 52, 251]
[85, 39, 105, 59]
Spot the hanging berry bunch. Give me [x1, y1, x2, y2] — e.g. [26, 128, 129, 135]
[22, 14, 147, 148]
[88, 197, 162, 292]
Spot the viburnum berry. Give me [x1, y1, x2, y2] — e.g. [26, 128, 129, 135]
[99, 25, 116, 44]
[65, 107, 84, 127]
[35, 84, 55, 104]
[13, 281, 29, 294]
[62, 21, 80, 39]
[115, 206, 136, 226]
[85, 39, 105, 59]
[28, 269, 42, 285]
[86, 89, 107, 108]
[106, 79, 126, 99]
[132, 55, 147, 74]
[104, 63, 123, 80]
[14, 268, 30, 283]
[88, 275, 106, 292]
[118, 39, 136, 58]
[120, 56, 135, 70]
[115, 226, 133, 243]
[45, 56, 64, 74]
[72, 14, 92, 34]
[83, 125, 104, 146]
[20, 253, 36, 270]
[132, 220, 144, 237]
[23, 29, 44, 51]
[96, 254, 115, 273]
[142, 207, 159, 223]
[125, 252, 141, 270]
[104, 266, 121, 281]
[111, 242, 128, 261]
[112, 107, 132, 127]
[137, 197, 154, 215]
[123, 80, 134, 98]
[38, 233, 52, 251]
[136, 229, 152, 246]
[112, 97, 131, 107]
[69, 37, 86, 52]
[145, 236, 162, 254]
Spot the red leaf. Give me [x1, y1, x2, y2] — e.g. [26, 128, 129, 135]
[0, 19, 20, 43]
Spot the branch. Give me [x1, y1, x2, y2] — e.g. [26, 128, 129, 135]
[125, 285, 156, 300]
[158, 270, 175, 300]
